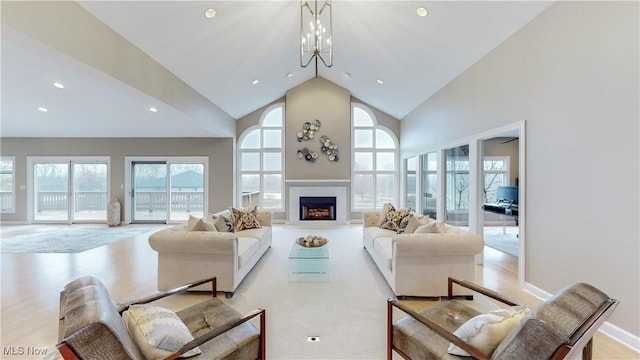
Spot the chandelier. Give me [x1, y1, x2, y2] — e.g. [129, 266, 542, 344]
[300, 0, 333, 76]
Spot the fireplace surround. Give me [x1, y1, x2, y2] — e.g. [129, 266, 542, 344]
[287, 181, 348, 225]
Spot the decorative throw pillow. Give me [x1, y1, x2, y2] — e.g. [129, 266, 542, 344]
[211, 214, 235, 232]
[402, 214, 432, 234]
[447, 306, 529, 357]
[414, 221, 446, 234]
[123, 304, 201, 359]
[377, 203, 395, 226]
[187, 215, 200, 229]
[379, 204, 411, 232]
[230, 205, 262, 231]
[187, 216, 216, 231]
[397, 215, 411, 234]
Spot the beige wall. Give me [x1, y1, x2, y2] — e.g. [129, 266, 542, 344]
[0, 138, 234, 222]
[285, 77, 352, 180]
[235, 78, 401, 221]
[401, 1, 639, 338]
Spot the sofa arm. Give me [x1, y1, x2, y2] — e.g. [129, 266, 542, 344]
[393, 232, 484, 257]
[363, 211, 382, 228]
[256, 211, 272, 227]
[149, 230, 237, 255]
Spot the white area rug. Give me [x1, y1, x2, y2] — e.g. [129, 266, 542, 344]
[483, 226, 519, 257]
[224, 226, 394, 359]
[0, 226, 157, 253]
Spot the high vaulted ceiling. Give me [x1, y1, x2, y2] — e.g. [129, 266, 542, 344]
[1, 1, 553, 138]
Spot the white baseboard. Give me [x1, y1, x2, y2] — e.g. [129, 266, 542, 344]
[0, 220, 29, 225]
[523, 281, 640, 354]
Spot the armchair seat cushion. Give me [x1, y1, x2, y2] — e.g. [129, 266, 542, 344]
[394, 300, 480, 360]
[176, 298, 260, 359]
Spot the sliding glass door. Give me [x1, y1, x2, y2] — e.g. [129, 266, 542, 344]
[130, 159, 206, 224]
[132, 162, 167, 223]
[30, 157, 108, 223]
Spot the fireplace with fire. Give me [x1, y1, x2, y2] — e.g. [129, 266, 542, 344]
[299, 196, 337, 221]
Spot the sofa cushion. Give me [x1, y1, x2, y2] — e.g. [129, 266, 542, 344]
[447, 305, 529, 357]
[379, 204, 411, 232]
[123, 304, 201, 359]
[210, 214, 234, 232]
[403, 214, 432, 234]
[230, 206, 262, 231]
[414, 221, 446, 233]
[237, 227, 271, 244]
[372, 237, 393, 271]
[188, 216, 216, 231]
[237, 237, 260, 267]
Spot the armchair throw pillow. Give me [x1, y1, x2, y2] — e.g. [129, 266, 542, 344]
[123, 304, 201, 359]
[447, 305, 529, 357]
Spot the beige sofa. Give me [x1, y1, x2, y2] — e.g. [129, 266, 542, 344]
[363, 211, 483, 297]
[149, 209, 272, 298]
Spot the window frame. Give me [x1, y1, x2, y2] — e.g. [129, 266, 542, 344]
[351, 103, 399, 211]
[237, 103, 285, 211]
[1, 156, 16, 214]
[483, 156, 510, 204]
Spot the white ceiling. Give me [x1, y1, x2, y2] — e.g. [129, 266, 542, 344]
[1, 1, 553, 138]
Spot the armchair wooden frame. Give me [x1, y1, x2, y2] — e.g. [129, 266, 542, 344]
[57, 277, 266, 360]
[387, 277, 619, 360]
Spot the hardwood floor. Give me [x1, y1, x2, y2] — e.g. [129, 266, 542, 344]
[1, 224, 637, 359]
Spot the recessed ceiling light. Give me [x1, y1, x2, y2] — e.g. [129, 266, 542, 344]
[252, 79, 260, 85]
[149, 107, 158, 112]
[343, 72, 352, 78]
[53, 82, 64, 89]
[376, 79, 384, 85]
[286, 72, 293, 78]
[416, 7, 428, 17]
[37, 106, 48, 112]
[204, 8, 216, 18]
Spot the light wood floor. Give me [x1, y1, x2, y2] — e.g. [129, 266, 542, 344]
[1, 224, 637, 359]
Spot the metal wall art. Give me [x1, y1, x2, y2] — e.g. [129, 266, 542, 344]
[297, 119, 321, 142]
[296, 119, 339, 162]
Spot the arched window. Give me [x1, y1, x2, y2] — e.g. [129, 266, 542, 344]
[351, 103, 399, 210]
[237, 103, 284, 210]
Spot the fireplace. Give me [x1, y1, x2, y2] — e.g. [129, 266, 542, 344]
[300, 196, 337, 221]
[287, 183, 348, 225]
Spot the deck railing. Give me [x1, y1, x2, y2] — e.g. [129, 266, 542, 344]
[35, 191, 204, 212]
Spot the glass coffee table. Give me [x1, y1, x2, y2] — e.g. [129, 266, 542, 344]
[288, 241, 329, 283]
